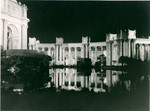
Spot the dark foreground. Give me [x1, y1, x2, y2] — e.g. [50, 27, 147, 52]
[2, 82, 149, 111]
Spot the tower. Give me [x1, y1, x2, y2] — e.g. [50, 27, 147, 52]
[1, 0, 29, 50]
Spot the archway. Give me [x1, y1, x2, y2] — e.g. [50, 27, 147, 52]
[7, 24, 18, 49]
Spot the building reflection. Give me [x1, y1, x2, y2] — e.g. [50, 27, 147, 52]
[48, 68, 131, 93]
[1, 68, 133, 93]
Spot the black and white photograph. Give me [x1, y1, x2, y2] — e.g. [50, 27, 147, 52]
[1, 0, 150, 111]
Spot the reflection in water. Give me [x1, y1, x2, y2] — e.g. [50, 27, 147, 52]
[47, 68, 131, 93]
[2, 68, 133, 94]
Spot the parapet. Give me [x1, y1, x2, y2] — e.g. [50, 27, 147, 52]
[128, 29, 136, 39]
[82, 36, 91, 44]
[56, 37, 63, 44]
[106, 33, 117, 41]
[29, 37, 36, 45]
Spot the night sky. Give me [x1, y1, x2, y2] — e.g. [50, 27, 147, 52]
[20, 1, 150, 43]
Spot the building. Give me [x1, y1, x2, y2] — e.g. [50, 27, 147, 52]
[29, 37, 107, 65]
[29, 29, 150, 66]
[0, 0, 29, 50]
[106, 29, 150, 66]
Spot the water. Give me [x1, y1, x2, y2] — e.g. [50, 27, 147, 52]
[48, 68, 131, 93]
[2, 68, 134, 93]
[2, 68, 149, 111]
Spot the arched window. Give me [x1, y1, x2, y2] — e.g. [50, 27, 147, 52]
[91, 46, 95, 51]
[7, 27, 12, 50]
[103, 46, 106, 51]
[7, 24, 18, 49]
[97, 46, 101, 51]
[38, 47, 42, 51]
[77, 47, 81, 51]
[71, 47, 75, 51]
[65, 47, 69, 51]
[51, 47, 55, 51]
[44, 47, 49, 51]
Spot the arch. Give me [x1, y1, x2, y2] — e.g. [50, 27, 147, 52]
[44, 47, 49, 51]
[65, 47, 69, 51]
[38, 47, 42, 51]
[103, 46, 106, 51]
[65, 81, 69, 86]
[97, 46, 101, 51]
[91, 46, 95, 51]
[71, 82, 75, 86]
[71, 47, 75, 51]
[7, 24, 18, 49]
[77, 47, 81, 51]
[51, 47, 55, 51]
[7, 24, 18, 37]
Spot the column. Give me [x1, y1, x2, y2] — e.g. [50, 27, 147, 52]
[53, 69, 55, 84]
[81, 76, 84, 87]
[21, 25, 28, 49]
[142, 44, 145, 61]
[81, 45, 84, 58]
[68, 71, 71, 86]
[75, 47, 77, 65]
[89, 46, 91, 58]
[128, 39, 131, 57]
[75, 72, 77, 87]
[42, 48, 44, 51]
[3, 19, 8, 50]
[59, 70, 62, 86]
[56, 45, 58, 64]
[60, 46, 62, 64]
[126, 40, 128, 56]
[85, 76, 88, 88]
[139, 44, 142, 60]
[89, 76, 91, 87]
[120, 40, 122, 56]
[69, 47, 71, 65]
[122, 40, 124, 56]
[55, 69, 58, 88]
[95, 46, 97, 63]
[137, 44, 140, 59]
[148, 45, 150, 60]
[130, 40, 133, 58]
[135, 44, 139, 59]
[101, 46, 103, 55]
[63, 48, 65, 65]
[53, 48, 55, 64]
[1, 19, 4, 48]
[143, 44, 146, 60]
[109, 42, 112, 66]
[48, 48, 51, 56]
[86, 45, 88, 58]
[124, 40, 126, 56]
[133, 41, 136, 58]
[95, 73, 97, 88]
[63, 71, 65, 85]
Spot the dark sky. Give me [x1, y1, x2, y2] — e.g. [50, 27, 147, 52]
[20, 1, 150, 43]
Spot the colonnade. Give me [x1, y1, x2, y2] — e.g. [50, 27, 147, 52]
[36, 44, 106, 65]
[106, 39, 150, 66]
[49, 68, 127, 92]
[50, 68, 106, 92]
[135, 44, 150, 61]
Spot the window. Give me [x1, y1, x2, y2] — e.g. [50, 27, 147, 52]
[103, 46, 106, 51]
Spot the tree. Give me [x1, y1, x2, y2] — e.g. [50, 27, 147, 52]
[1, 50, 52, 91]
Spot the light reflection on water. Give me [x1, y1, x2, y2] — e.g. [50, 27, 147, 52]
[2, 68, 132, 94]
[47, 68, 131, 93]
